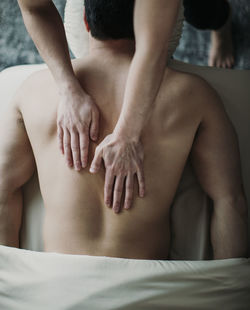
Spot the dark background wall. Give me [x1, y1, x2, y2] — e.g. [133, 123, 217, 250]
[0, 0, 249, 71]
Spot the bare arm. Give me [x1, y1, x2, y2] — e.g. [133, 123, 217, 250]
[115, 0, 181, 137]
[0, 100, 35, 247]
[191, 82, 248, 258]
[90, 0, 181, 213]
[18, 0, 99, 171]
[18, 0, 74, 86]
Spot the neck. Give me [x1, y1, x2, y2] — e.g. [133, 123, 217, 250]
[89, 35, 136, 58]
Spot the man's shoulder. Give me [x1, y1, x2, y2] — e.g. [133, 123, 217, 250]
[11, 67, 55, 112]
[161, 67, 221, 111]
[164, 67, 214, 95]
[16, 58, 91, 98]
[22, 67, 54, 92]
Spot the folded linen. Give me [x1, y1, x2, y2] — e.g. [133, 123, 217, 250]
[0, 246, 249, 310]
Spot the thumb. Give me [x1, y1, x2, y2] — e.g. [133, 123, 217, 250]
[90, 107, 99, 141]
[90, 147, 103, 173]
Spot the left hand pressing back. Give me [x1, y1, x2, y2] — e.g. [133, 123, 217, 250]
[90, 133, 145, 213]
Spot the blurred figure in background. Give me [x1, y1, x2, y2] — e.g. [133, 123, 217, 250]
[184, 0, 234, 68]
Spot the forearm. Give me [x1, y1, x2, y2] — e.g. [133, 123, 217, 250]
[114, 46, 168, 139]
[18, 1, 76, 88]
[114, 0, 181, 139]
[0, 189, 23, 247]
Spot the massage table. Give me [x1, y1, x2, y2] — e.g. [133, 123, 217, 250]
[0, 3, 250, 309]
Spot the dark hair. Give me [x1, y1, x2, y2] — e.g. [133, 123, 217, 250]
[84, 0, 135, 40]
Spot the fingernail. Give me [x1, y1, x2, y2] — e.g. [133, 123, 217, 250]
[89, 167, 95, 173]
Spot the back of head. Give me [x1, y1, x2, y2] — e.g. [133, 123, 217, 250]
[84, 0, 135, 40]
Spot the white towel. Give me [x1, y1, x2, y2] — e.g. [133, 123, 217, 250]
[0, 245, 249, 310]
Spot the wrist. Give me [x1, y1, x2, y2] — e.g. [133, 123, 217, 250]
[58, 74, 78, 90]
[58, 76, 86, 97]
[113, 124, 141, 143]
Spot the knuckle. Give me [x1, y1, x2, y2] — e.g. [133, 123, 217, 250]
[115, 187, 123, 194]
[139, 172, 145, 181]
[57, 132, 63, 139]
[80, 145, 88, 152]
[71, 146, 79, 152]
[105, 190, 111, 198]
[125, 197, 132, 204]
[105, 183, 113, 191]
[109, 166, 115, 175]
[68, 124, 76, 132]
[78, 125, 85, 133]
[57, 120, 63, 127]
[119, 169, 127, 175]
[139, 182, 145, 189]
[126, 186, 133, 192]
[91, 128, 97, 135]
[80, 123, 89, 132]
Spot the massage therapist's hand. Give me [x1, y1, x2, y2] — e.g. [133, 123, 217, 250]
[57, 79, 99, 170]
[90, 133, 145, 213]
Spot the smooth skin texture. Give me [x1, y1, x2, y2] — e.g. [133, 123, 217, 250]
[90, 0, 181, 210]
[18, 0, 100, 171]
[18, 0, 180, 209]
[0, 37, 247, 259]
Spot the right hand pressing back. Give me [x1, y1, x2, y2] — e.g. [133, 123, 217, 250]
[57, 80, 100, 170]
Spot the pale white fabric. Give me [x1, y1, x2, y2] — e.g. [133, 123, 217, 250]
[64, 0, 184, 59]
[0, 245, 249, 310]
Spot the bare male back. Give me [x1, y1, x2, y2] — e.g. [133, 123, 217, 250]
[0, 52, 247, 259]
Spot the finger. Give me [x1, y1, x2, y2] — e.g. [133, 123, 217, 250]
[79, 129, 89, 168]
[112, 175, 125, 214]
[124, 173, 134, 210]
[90, 147, 103, 173]
[64, 128, 73, 168]
[71, 129, 81, 171]
[90, 107, 99, 141]
[57, 125, 64, 154]
[104, 169, 115, 207]
[137, 166, 145, 198]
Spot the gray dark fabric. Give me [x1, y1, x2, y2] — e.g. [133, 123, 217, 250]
[0, 0, 66, 72]
[174, 0, 250, 69]
[0, 0, 249, 71]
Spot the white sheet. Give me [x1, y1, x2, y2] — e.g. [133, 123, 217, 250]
[0, 245, 249, 310]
